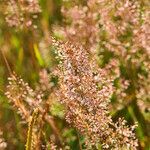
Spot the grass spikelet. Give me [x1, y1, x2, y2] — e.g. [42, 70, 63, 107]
[25, 108, 39, 150]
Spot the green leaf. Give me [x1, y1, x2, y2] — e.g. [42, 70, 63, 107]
[33, 44, 45, 67]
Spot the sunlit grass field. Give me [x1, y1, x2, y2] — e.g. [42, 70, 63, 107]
[0, 0, 149, 149]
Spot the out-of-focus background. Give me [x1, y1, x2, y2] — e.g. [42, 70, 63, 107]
[0, 0, 149, 149]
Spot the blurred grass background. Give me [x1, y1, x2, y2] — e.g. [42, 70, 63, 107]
[0, 1, 63, 149]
